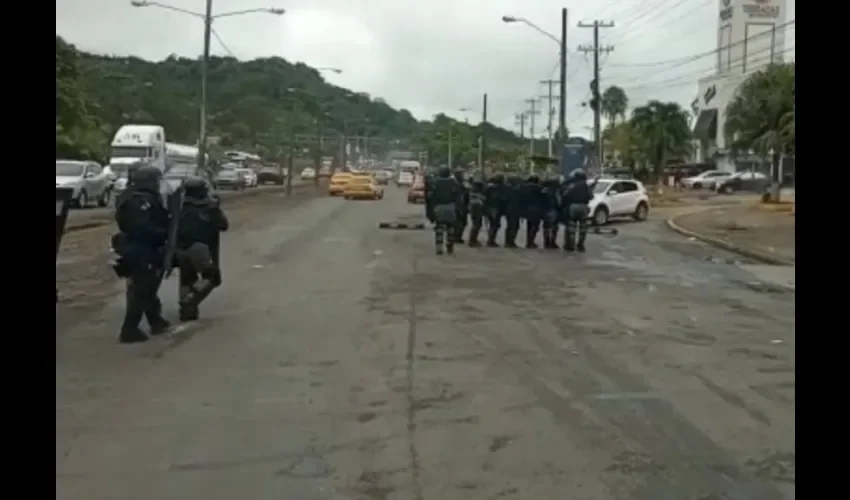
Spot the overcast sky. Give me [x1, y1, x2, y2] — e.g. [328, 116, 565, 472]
[57, 0, 795, 140]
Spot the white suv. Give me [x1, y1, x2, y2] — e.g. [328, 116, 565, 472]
[587, 179, 650, 225]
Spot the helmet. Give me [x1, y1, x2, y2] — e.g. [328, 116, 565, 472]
[130, 165, 162, 192]
[570, 169, 587, 181]
[527, 174, 540, 183]
[183, 177, 208, 199]
[437, 166, 452, 178]
[491, 173, 505, 184]
[453, 169, 465, 182]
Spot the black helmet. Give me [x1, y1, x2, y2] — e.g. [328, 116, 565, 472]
[130, 165, 162, 192]
[183, 176, 208, 199]
[527, 174, 540, 183]
[571, 169, 587, 181]
[437, 166, 452, 178]
[491, 173, 505, 184]
[453, 169, 465, 182]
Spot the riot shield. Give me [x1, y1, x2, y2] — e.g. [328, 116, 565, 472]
[158, 188, 184, 285]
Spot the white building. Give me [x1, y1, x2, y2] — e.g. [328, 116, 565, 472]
[692, 0, 789, 172]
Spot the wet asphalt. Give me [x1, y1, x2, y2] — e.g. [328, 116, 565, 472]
[56, 187, 795, 500]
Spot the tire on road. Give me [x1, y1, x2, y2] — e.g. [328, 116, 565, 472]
[632, 201, 649, 221]
[592, 205, 609, 226]
[75, 190, 88, 209]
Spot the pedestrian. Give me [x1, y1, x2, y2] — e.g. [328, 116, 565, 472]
[175, 177, 229, 321]
[483, 174, 505, 247]
[112, 164, 172, 343]
[427, 166, 464, 255]
[452, 169, 469, 244]
[673, 169, 685, 191]
[541, 178, 561, 249]
[503, 175, 523, 248]
[521, 175, 544, 248]
[561, 169, 595, 252]
[466, 179, 486, 247]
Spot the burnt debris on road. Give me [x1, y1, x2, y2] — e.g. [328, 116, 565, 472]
[57, 188, 794, 500]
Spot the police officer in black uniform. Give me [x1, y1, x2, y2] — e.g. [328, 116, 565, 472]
[452, 169, 469, 244]
[112, 164, 171, 343]
[561, 169, 595, 252]
[483, 174, 505, 247]
[521, 175, 545, 248]
[427, 166, 465, 255]
[503, 175, 523, 248]
[541, 177, 561, 249]
[175, 177, 230, 321]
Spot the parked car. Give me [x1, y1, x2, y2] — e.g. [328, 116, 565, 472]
[407, 177, 426, 203]
[56, 160, 113, 208]
[300, 167, 317, 180]
[213, 168, 246, 190]
[328, 172, 354, 196]
[235, 168, 258, 188]
[715, 171, 769, 194]
[588, 179, 650, 226]
[343, 175, 384, 200]
[257, 165, 284, 185]
[680, 170, 733, 190]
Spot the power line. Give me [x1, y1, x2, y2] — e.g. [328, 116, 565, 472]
[609, 0, 712, 48]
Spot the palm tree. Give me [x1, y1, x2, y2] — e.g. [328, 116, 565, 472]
[601, 86, 629, 128]
[629, 100, 692, 189]
[724, 63, 794, 201]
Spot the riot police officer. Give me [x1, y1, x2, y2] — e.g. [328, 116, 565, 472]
[175, 177, 229, 321]
[466, 179, 486, 247]
[503, 175, 523, 248]
[112, 165, 171, 343]
[521, 175, 545, 248]
[483, 174, 505, 247]
[561, 169, 595, 252]
[452, 169, 469, 244]
[427, 166, 465, 255]
[541, 177, 561, 249]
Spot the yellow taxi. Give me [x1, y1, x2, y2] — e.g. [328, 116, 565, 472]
[328, 172, 353, 196]
[343, 175, 384, 200]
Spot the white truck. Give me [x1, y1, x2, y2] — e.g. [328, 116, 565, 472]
[108, 124, 168, 196]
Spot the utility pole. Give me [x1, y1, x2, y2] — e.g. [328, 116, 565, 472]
[524, 98, 541, 157]
[540, 79, 560, 157]
[515, 113, 526, 139]
[558, 7, 568, 145]
[478, 93, 488, 173]
[196, 0, 214, 171]
[578, 20, 614, 172]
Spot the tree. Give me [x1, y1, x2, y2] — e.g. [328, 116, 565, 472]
[629, 101, 692, 187]
[604, 122, 643, 175]
[56, 37, 106, 161]
[601, 85, 629, 128]
[724, 63, 794, 201]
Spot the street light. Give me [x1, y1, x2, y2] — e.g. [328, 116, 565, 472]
[130, 0, 285, 171]
[502, 9, 568, 149]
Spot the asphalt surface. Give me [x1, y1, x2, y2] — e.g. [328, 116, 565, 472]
[57, 187, 795, 500]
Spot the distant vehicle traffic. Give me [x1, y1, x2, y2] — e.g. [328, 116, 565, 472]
[328, 172, 353, 196]
[588, 178, 650, 225]
[407, 176, 426, 203]
[343, 175, 384, 200]
[374, 170, 393, 185]
[109, 124, 167, 173]
[300, 167, 317, 180]
[716, 171, 768, 194]
[397, 171, 415, 187]
[213, 168, 246, 190]
[235, 168, 258, 188]
[681, 170, 733, 190]
[56, 160, 113, 208]
[258, 165, 285, 185]
[223, 150, 263, 170]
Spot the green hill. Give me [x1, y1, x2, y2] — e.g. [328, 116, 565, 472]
[56, 35, 524, 165]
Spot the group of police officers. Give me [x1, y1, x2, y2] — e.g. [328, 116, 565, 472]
[424, 167, 595, 255]
[110, 164, 229, 344]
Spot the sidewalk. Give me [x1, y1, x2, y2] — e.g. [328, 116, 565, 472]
[668, 204, 795, 265]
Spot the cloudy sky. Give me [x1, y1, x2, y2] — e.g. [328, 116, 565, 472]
[57, 0, 795, 140]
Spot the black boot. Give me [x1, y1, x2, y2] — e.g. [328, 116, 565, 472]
[179, 307, 199, 322]
[119, 328, 148, 344]
[149, 317, 172, 336]
[468, 239, 481, 247]
[576, 229, 587, 252]
[563, 230, 576, 252]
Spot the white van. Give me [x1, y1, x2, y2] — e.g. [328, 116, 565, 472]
[109, 124, 167, 195]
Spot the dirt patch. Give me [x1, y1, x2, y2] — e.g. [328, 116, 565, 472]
[673, 206, 795, 262]
[56, 184, 328, 326]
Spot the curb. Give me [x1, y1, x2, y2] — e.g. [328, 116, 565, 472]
[665, 211, 794, 266]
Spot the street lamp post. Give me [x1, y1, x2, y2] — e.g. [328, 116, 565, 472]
[502, 8, 568, 146]
[130, 1, 285, 171]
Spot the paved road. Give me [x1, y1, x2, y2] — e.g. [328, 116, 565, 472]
[57, 188, 795, 500]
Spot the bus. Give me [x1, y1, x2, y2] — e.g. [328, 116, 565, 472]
[223, 150, 264, 170]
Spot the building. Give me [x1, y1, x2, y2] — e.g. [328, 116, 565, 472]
[691, 0, 789, 172]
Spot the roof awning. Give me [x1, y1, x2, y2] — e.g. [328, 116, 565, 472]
[693, 109, 718, 140]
